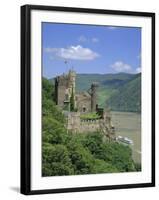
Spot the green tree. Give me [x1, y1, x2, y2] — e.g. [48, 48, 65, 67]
[96, 142, 136, 172]
[42, 77, 54, 100]
[42, 98, 65, 124]
[92, 159, 118, 173]
[42, 116, 67, 144]
[42, 143, 74, 176]
[83, 132, 103, 155]
[67, 140, 95, 174]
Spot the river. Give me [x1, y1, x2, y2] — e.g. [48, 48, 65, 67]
[111, 111, 141, 164]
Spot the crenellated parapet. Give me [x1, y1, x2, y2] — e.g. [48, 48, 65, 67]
[65, 110, 115, 140]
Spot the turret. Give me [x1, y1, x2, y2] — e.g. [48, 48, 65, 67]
[54, 70, 76, 110]
[90, 82, 99, 112]
[68, 70, 76, 109]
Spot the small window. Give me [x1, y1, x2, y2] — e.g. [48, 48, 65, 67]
[83, 107, 86, 112]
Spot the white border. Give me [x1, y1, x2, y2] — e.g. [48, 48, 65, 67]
[31, 10, 152, 190]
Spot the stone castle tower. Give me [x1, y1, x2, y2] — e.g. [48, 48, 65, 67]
[89, 82, 99, 112]
[54, 70, 76, 110]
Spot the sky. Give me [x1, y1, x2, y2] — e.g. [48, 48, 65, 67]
[42, 22, 141, 78]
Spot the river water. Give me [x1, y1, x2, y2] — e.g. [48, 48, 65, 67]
[111, 111, 141, 164]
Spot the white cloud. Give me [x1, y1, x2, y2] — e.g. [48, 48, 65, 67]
[78, 35, 87, 43]
[136, 67, 141, 73]
[45, 45, 99, 60]
[78, 36, 99, 43]
[92, 37, 99, 43]
[111, 61, 132, 72]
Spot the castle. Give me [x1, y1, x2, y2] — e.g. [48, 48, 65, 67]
[54, 70, 115, 140]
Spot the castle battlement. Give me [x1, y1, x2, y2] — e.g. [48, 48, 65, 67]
[66, 112, 115, 139]
[56, 70, 76, 85]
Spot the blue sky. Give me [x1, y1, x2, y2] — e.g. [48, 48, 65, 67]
[42, 22, 141, 78]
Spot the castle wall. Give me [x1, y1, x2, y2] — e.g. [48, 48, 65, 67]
[79, 119, 101, 133]
[67, 112, 101, 133]
[67, 112, 81, 133]
[66, 111, 116, 140]
[76, 93, 91, 112]
[57, 85, 67, 107]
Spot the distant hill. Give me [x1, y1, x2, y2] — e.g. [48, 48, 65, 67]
[106, 74, 141, 112]
[49, 73, 141, 112]
[76, 73, 134, 91]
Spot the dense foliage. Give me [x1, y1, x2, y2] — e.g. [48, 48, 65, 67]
[42, 78, 137, 177]
[80, 112, 100, 120]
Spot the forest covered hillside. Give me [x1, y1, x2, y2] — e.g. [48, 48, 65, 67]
[106, 74, 141, 112]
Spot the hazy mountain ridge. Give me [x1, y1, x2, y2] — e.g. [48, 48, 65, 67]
[75, 73, 135, 91]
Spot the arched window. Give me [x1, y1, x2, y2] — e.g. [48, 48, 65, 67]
[83, 107, 86, 112]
